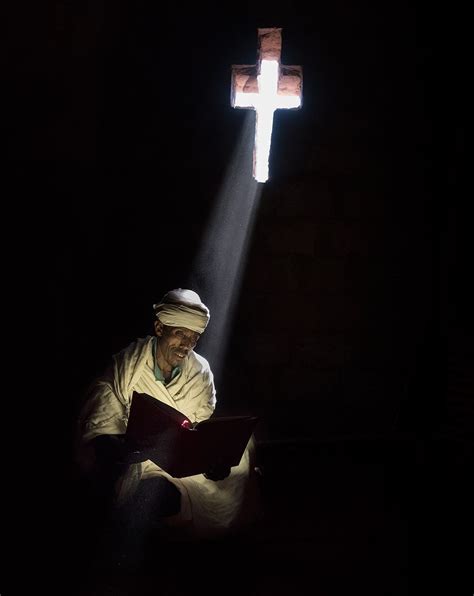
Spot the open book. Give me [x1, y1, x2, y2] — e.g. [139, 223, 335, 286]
[125, 392, 258, 478]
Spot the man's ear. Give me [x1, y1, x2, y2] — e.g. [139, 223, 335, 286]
[154, 319, 164, 337]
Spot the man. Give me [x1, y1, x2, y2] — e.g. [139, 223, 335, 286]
[76, 288, 257, 561]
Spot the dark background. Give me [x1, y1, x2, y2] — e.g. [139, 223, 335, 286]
[6, 2, 472, 594]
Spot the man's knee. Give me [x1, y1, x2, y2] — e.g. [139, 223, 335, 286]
[120, 476, 181, 530]
[137, 477, 181, 517]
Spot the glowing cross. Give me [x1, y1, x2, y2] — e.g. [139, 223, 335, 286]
[231, 28, 303, 183]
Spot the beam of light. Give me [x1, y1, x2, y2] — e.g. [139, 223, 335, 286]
[187, 112, 262, 386]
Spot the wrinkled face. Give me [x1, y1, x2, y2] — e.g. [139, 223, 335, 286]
[154, 320, 200, 370]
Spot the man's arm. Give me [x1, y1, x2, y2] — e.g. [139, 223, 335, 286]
[189, 354, 217, 424]
[91, 434, 150, 466]
[204, 462, 232, 481]
[78, 373, 148, 475]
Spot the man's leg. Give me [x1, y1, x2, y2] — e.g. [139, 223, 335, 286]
[100, 477, 181, 569]
[125, 476, 181, 530]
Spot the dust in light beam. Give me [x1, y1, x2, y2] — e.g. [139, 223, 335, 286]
[231, 28, 303, 182]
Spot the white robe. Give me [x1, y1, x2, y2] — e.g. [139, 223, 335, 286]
[77, 336, 258, 537]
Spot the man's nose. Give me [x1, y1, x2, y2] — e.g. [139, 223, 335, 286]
[180, 337, 194, 349]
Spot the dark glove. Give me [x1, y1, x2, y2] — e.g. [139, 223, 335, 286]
[204, 463, 232, 481]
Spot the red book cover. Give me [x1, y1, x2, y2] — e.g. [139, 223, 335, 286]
[125, 392, 258, 478]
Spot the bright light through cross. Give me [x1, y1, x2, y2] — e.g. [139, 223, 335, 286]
[231, 28, 303, 182]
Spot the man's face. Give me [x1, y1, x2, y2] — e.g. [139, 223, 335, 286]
[155, 322, 200, 370]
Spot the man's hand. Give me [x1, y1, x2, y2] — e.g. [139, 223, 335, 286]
[92, 434, 149, 465]
[204, 463, 232, 481]
[123, 447, 151, 464]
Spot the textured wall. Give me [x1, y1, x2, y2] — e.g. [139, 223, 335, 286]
[10, 4, 447, 443]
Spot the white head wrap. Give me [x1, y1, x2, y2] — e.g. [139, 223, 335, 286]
[153, 288, 210, 334]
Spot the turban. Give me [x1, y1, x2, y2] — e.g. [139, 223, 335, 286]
[153, 288, 210, 334]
